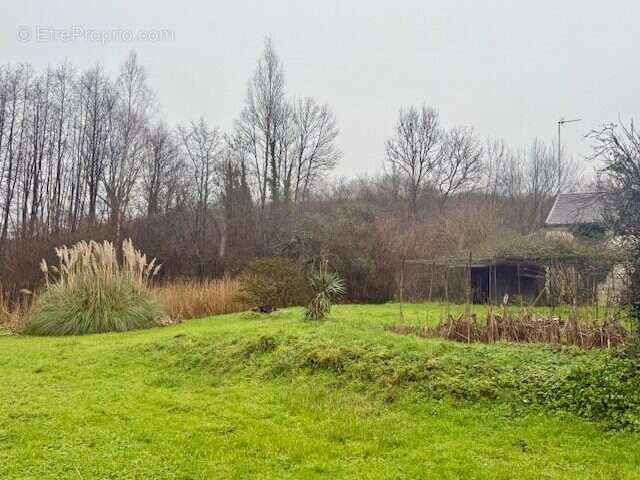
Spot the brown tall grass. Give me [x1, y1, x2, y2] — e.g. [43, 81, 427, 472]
[0, 289, 31, 333]
[156, 277, 246, 322]
[387, 312, 629, 349]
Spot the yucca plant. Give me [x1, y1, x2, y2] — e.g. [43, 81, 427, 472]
[27, 240, 165, 336]
[305, 258, 345, 321]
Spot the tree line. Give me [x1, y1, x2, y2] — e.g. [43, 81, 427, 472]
[0, 38, 583, 299]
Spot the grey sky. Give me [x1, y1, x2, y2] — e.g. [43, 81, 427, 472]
[2, 0, 639, 178]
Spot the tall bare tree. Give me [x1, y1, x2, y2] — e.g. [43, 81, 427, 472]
[141, 122, 180, 217]
[289, 97, 341, 203]
[385, 105, 441, 217]
[178, 118, 222, 252]
[0, 65, 30, 253]
[103, 52, 153, 243]
[76, 64, 113, 229]
[235, 37, 287, 209]
[47, 62, 74, 234]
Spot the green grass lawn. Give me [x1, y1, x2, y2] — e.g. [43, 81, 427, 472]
[1, 304, 639, 479]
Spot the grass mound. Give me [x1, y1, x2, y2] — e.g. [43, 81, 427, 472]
[27, 239, 165, 336]
[146, 328, 640, 431]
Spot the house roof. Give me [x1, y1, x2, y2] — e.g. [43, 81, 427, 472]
[545, 192, 606, 227]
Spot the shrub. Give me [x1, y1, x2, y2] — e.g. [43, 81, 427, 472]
[239, 257, 311, 308]
[156, 277, 246, 321]
[305, 258, 345, 320]
[27, 240, 165, 336]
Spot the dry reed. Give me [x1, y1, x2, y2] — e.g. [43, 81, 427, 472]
[156, 277, 245, 322]
[0, 289, 31, 333]
[387, 312, 629, 349]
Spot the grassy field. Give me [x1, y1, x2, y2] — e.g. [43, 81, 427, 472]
[1, 304, 639, 479]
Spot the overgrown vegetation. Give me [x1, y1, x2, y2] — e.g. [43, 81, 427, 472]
[590, 120, 640, 352]
[239, 257, 312, 308]
[388, 312, 628, 349]
[27, 240, 165, 335]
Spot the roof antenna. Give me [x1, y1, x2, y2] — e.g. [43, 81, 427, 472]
[557, 117, 582, 195]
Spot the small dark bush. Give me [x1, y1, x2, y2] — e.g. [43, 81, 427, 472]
[239, 257, 312, 308]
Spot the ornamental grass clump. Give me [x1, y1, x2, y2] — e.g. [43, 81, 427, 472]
[27, 239, 165, 336]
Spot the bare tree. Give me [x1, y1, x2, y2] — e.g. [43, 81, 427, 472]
[235, 37, 287, 209]
[434, 126, 483, 210]
[178, 118, 222, 251]
[0, 65, 31, 252]
[47, 62, 75, 234]
[23, 68, 53, 238]
[385, 105, 441, 217]
[590, 120, 640, 302]
[102, 51, 153, 243]
[289, 97, 341, 203]
[141, 122, 180, 217]
[76, 64, 113, 229]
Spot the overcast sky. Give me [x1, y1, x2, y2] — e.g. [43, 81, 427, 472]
[2, 0, 639, 178]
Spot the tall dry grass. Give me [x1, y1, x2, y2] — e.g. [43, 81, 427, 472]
[0, 289, 31, 333]
[156, 277, 246, 321]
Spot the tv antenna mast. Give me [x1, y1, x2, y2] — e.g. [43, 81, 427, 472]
[557, 117, 582, 194]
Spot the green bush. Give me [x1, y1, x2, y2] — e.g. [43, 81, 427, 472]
[27, 240, 166, 336]
[239, 257, 311, 308]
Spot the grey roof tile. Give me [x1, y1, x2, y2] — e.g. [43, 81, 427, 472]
[545, 192, 605, 226]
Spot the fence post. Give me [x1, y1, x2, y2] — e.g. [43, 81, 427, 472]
[428, 259, 435, 302]
[399, 258, 405, 303]
[465, 251, 472, 320]
[445, 260, 450, 319]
